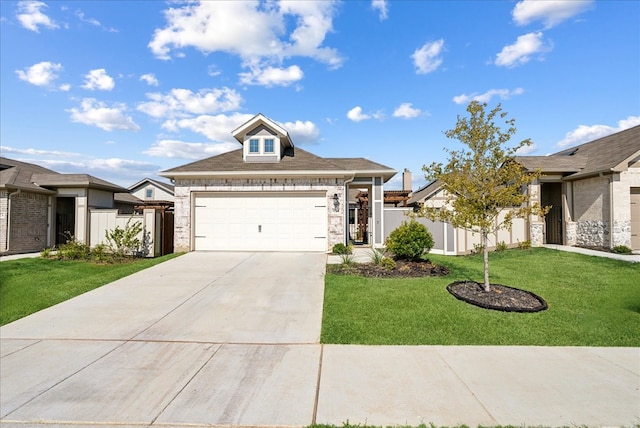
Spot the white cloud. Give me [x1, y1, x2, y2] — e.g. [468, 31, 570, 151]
[68, 98, 140, 131]
[392, 103, 421, 119]
[280, 120, 320, 145]
[82, 68, 115, 91]
[452, 87, 525, 105]
[75, 10, 100, 27]
[15, 61, 62, 86]
[148, 1, 343, 86]
[412, 39, 445, 74]
[556, 116, 640, 148]
[347, 106, 383, 122]
[513, 0, 593, 28]
[140, 73, 159, 86]
[144, 139, 238, 159]
[515, 142, 538, 155]
[1, 146, 81, 158]
[239, 64, 303, 87]
[137, 87, 242, 119]
[162, 113, 255, 142]
[495, 32, 550, 68]
[371, 0, 389, 20]
[16, 0, 58, 32]
[59, 83, 71, 91]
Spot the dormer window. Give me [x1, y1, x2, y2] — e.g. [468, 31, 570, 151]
[249, 139, 260, 153]
[264, 139, 274, 153]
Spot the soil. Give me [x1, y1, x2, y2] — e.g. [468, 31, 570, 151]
[327, 259, 450, 278]
[447, 281, 548, 313]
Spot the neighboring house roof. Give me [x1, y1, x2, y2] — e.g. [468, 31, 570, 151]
[128, 177, 175, 194]
[161, 147, 397, 181]
[0, 157, 58, 194]
[114, 193, 144, 205]
[31, 173, 126, 192]
[407, 180, 442, 205]
[517, 125, 640, 180]
[0, 157, 126, 193]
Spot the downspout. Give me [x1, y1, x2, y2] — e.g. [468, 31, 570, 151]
[343, 174, 355, 244]
[5, 189, 21, 253]
[600, 172, 614, 248]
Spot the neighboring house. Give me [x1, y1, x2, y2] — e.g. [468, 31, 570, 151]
[160, 113, 396, 252]
[128, 178, 175, 208]
[0, 157, 127, 254]
[407, 124, 640, 252]
[517, 124, 640, 250]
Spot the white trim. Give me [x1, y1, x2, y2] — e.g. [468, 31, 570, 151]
[161, 169, 396, 180]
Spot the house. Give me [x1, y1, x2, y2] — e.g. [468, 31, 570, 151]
[517, 124, 640, 250]
[0, 157, 127, 254]
[407, 124, 640, 252]
[128, 178, 175, 208]
[160, 113, 396, 252]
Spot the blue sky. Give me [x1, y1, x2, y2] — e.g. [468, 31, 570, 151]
[1, 0, 638, 189]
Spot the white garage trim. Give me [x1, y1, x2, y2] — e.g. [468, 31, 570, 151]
[192, 192, 328, 252]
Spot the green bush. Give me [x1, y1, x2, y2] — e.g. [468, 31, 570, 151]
[105, 218, 144, 258]
[332, 243, 352, 255]
[495, 241, 508, 252]
[385, 220, 434, 261]
[56, 235, 91, 260]
[380, 257, 396, 270]
[368, 248, 386, 265]
[90, 243, 113, 263]
[517, 240, 531, 250]
[612, 245, 632, 254]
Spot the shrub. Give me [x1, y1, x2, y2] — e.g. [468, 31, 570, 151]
[612, 245, 633, 254]
[385, 220, 434, 261]
[368, 248, 386, 265]
[495, 241, 508, 252]
[105, 218, 144, 258]
[339, 253, 356, 266]
[90, 243, 113, 263]
[332, 243, 352, 255]
[56, 235, 91, 260]
[380, 257, 396, 270]
[40, 247, 53, 258]
[517, 240, 531, 250]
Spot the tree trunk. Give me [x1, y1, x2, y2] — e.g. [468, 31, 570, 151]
[482, 229, 490, 292]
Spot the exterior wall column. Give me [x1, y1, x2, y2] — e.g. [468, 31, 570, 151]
[528, 179, 545, 246]
[373, 176, 384, 247]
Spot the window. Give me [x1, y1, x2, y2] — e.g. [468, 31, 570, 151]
[264, 138, 274, 153]
[145, 188, 153, 199]
[249, 139, 259, 153]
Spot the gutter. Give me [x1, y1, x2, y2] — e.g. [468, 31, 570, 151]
[5, 189, 20, 253]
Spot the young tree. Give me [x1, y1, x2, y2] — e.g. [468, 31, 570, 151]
[420, 101, 547, 291]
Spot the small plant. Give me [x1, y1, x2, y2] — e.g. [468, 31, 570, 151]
[612, 245, 632, 254]
[56, 234, 91, 260]
[472, 243, 484, 255]
[40, 247, 53, 258]
[332, 243, 352, 255]
[105, 218, 144, 258]
[517, 240, 531, 250]
[90, 243, 112, 263]
[368, 248, 386, 265]
[339, 253, 356, 266]
[495, 241, 508, 252]
[380, 257, 396, 270]
[385, 220, 434, 261]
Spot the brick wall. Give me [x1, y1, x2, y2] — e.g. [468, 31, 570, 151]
[2, 191, 49, 254]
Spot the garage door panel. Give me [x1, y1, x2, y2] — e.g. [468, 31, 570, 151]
[193, 193, 328, 252]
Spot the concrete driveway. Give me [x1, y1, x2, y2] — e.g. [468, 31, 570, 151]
[2, 252, 638, 427]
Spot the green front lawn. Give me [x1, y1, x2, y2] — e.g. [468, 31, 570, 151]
[321, 248, 640, 346]
[0, 254, 182, 326]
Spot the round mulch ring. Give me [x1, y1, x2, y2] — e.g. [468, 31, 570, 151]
[447, 281, 547, 313]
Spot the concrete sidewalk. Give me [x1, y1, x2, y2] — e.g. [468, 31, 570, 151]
[1, 252, 639, 427]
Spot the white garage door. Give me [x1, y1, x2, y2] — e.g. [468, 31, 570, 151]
[194, 192, 328, 251]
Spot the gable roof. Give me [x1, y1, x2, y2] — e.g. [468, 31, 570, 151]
[160, 147, 397, 181]
[231, 113, 293, 148]
[0, 157, 126, 193]
[517, 125, 640, 180]
[128, 177, 175, 194]
[407, 180, 442, 205]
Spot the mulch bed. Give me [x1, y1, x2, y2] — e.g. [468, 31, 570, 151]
[328, 259, 449, 278]
[447, 281, 548, 312]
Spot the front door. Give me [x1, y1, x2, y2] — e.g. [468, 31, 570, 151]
[541, 183, 563, 244]
[55, 197, 76, 245]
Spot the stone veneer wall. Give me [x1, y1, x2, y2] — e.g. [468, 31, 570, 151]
[573, 175, 610, 247]
[173, 177, 345, 252]
[0, 191, 49, 254]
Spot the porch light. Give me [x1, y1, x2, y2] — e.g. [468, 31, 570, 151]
[333, 193, 340, 212]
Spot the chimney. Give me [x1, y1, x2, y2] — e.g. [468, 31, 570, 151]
[402, 168, 412, 192]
